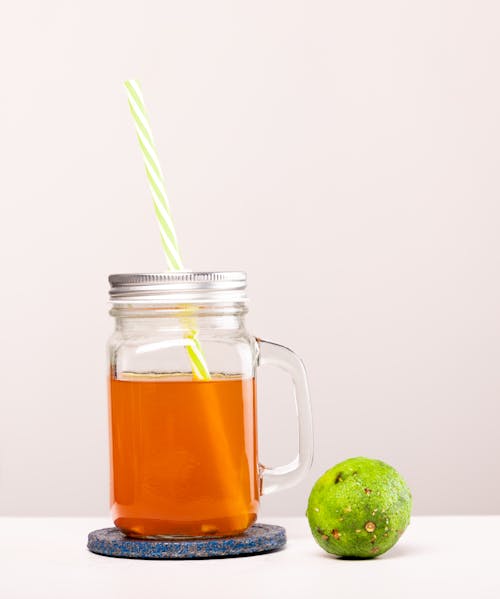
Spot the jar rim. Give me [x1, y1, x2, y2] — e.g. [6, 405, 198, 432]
[108, 271, 247, 304]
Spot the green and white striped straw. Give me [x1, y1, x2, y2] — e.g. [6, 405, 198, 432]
[124, 79, 210, 381]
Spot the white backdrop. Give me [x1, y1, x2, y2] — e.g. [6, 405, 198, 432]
[1, 0, 499, 516]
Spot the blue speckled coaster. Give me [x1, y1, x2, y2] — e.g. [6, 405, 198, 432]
[87, 523, 286, 560]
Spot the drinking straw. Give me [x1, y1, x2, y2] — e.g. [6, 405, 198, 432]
[123, 80, 248, 525]
[124, 79, 210, 381]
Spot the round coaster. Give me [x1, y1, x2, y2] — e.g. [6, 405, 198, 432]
[88, 523, 286, 560]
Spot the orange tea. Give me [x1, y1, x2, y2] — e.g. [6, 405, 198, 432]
[109, 374, 259, 538]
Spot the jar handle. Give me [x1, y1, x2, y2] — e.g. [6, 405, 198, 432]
[256, 339, 314, 495]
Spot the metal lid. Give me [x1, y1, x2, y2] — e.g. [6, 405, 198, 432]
[108, 271, 247, 304]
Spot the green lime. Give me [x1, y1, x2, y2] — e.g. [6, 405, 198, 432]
[306, 457, 412, 558]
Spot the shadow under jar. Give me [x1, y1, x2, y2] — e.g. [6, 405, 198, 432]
[108, 272, 313, 539]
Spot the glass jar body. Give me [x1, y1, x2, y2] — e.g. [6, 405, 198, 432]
[108, 304, 260, 538]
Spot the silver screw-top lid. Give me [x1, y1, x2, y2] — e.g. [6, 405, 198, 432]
[108, 271, 247, 304]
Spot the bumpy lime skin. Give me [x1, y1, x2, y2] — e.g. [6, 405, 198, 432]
[306, 457, 412, 558]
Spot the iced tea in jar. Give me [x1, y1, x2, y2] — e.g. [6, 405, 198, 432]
[108, 272, 313, 538]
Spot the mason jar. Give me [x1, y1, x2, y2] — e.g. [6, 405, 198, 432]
[108, 271, 313, 538]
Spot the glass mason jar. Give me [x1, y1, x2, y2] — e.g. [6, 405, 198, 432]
[108, 272, 313, 539]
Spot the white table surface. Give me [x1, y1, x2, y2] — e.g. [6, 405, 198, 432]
[0, 516, 498, 598]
